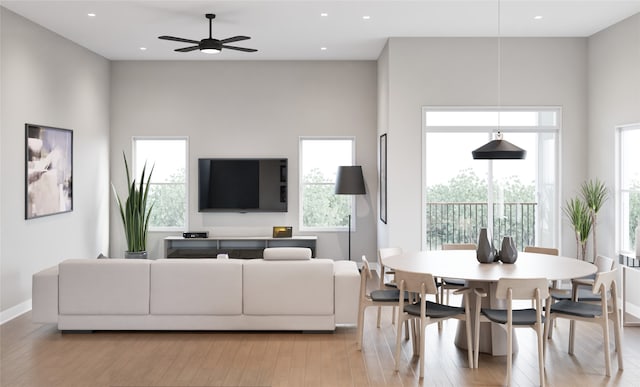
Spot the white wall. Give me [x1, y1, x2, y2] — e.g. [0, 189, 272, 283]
[381, 37, 588, 254]
[587, 13, 640, 304]
[0, 8, 111, 319]
[109, 61, 378, 262]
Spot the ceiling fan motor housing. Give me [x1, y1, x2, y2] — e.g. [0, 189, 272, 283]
[200, 38, 222, 52]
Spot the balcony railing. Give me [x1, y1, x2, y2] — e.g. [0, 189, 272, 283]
[426, 202, 537, 251]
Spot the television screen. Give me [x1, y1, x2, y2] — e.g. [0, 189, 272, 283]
[198, 158, 287, 212]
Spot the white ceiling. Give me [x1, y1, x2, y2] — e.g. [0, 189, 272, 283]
[2, 0, 640, 61]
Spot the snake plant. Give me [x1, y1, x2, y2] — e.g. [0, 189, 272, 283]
[113, 152, 154, 253]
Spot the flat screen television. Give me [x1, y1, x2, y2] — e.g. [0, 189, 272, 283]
[198, 158, 287, 212]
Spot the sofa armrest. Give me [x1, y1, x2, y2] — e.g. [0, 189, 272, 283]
[32, 266, 59, 323]
[334, 261, 359, 324]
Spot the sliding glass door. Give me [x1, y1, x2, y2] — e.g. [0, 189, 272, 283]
[423, 107, 560, 251]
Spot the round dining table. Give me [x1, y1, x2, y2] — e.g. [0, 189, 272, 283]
[383, 250, 597, 356]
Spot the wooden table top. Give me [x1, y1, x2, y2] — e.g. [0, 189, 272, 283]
[383, 250, 597, 282]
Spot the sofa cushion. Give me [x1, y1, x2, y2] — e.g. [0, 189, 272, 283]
[243, 259, 334, 315]
[59, 259, 151, 315]
[150, 259, 243, 315]
[263, 247, 312, 260]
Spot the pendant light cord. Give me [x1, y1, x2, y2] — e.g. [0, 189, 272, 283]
[497, 0, 501, 137]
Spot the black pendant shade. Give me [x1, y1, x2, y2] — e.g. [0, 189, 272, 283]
[472, 133, 526, 160]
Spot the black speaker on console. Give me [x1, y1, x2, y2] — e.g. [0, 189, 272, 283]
[183, 231, 209, 238]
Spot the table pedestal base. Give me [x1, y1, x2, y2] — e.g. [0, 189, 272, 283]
[454, 280, 518, 356]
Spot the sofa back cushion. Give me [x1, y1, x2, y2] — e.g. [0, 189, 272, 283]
[263, 247, 311, 260]
[242, 259, 334, 315]
[59, 259, 151, 315]
[150, 259, 243, 315]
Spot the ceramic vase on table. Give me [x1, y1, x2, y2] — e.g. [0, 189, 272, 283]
[476, 228, 495, 263]
[499, 236, 518, 264]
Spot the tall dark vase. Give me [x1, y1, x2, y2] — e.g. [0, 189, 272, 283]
[499, 236, 518, 264]
[476, 228, 495, 263]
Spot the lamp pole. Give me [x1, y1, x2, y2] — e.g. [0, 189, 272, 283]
[335, 166, 366, 261]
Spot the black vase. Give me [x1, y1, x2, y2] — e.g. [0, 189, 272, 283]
[499, 236, 518, 264]
[476, 228, 495, 264]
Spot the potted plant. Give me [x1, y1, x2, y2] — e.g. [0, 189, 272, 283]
[563, 196, 592, 261]
[580, 178, 608, 262]
[113, 152, 154, 258]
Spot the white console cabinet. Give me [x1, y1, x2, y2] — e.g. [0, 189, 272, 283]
[162, 236, 317, 258]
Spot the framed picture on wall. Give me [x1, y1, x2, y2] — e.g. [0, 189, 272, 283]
[380, 133, 387, 224]
[25, 123, 73, 219]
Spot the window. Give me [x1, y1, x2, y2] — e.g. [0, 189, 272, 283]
[299, 137, 355, 231]
[618, 124, 640, 252]
[133, 137, 188, 231]
[423, 107, 560, 250]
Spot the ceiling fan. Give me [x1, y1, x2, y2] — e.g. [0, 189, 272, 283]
[158, 13, 257, 54]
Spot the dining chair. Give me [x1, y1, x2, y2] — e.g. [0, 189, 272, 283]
[377, 247, 403, 326]
[357, 255, 408, 350]
[393, 269, 474, 378]
[474, 277, 549, 387]
[544, 268, 623, 376]
[524, 246, 560, 288]
[549, 255, 615, 339]
[440, 243, 476, 305]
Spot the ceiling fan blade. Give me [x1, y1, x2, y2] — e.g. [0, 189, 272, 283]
[158, 35, 200, 44]
[220, 36, 251, 44]
[222, 45, 258, 53]
[175, 46, 200, 52]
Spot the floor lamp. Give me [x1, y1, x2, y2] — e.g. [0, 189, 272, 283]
[335, 166, 366, 261]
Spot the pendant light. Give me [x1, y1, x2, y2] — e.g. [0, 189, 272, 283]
[472, 0, 526, 160]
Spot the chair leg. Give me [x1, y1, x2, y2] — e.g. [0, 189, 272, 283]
[404, 320, 409, 340]
[464, 317, 474, 368]
[392, 306, 397, 325]
[419, 317, 426, 379]
[602, 319, 612, 377]
[568, 319, 576, 355]
[474, 307, 481, 369]
[506, 324, 512, 385]
[537, 323, 546, 387]
[376, 306, 382, 328]
[394, 315, 404, 372]
[613, 311, 624, 370]
[356, 304, 365, 350]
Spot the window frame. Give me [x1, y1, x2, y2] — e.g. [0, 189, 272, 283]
[616, 123, 640, 253]
[132, 136, 189, 232]
[422, 106, 562, 251]
[299, 136, 356, 232]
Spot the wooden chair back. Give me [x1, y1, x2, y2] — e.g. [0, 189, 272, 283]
[524, 246, 559, 256]
[495, 278, 550, 301]
[594, 255, 614, 273]
[442, 243, 476, 251]
[394, 270, 439, 296]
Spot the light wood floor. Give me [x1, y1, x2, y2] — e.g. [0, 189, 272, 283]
[2, 299, 639, 386]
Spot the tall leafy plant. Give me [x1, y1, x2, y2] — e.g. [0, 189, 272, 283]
[563, 197, 592, 261]
[580, 178, 608, 262]
[113, 152, 154, 253]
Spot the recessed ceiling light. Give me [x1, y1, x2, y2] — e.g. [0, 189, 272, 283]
[534, 15, 543, 20]
[87, 13, 96, 17]
[362, 15, 371, 20]
[320, 12, 328, 17]
[140, 47, 147, 51]
[320, 47, 327, 51]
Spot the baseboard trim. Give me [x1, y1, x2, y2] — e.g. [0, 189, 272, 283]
[0, 299, 32, 325]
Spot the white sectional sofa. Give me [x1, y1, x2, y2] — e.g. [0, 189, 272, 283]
[32, 248, 360, 331]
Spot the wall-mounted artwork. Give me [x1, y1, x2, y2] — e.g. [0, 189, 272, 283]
[25, 124, 73, 219]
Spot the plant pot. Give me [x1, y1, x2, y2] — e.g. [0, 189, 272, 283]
[476, 228, 495, 264]
[125, 251, 148, 259]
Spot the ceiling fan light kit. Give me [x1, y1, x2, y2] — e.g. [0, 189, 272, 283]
[158, 13, 257, 54]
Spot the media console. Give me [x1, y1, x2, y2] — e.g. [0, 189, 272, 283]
[162, 236, 317, 259]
